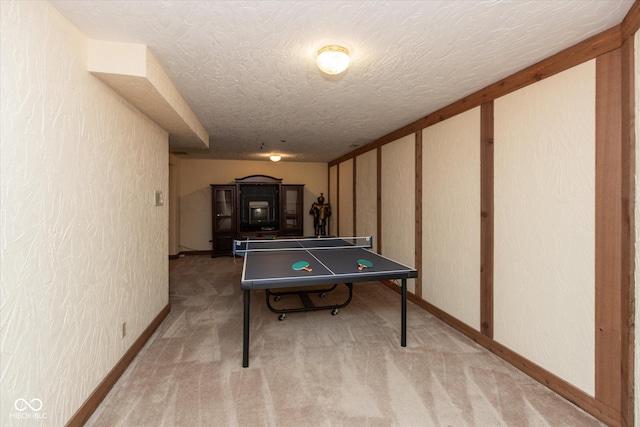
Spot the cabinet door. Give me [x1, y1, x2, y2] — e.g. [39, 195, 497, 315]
[211, 185, 236, 256]
[214, 188, 234, 232]
[282, 185, 304, 235]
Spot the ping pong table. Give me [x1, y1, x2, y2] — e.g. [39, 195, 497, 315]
[234, 236, 418, 367]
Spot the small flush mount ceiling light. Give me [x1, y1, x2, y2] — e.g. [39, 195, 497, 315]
[316, 45, 350, 75]
[269, 155, 282, 162]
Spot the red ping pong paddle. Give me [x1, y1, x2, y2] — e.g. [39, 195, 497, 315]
[292, 261, 312, 272]
[357, 259, 373, 271]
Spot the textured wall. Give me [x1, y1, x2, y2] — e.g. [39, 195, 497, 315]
[177, 159, 327, 250]
[0, 1, 169, 425]
[494, 61, 596, 394]
[338, 159, 354, 237]
[381, 135, 416, 292]
[422, 108, 481, 330]
[355, 150, 378, 245]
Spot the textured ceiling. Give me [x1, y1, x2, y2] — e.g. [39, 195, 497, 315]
[50, 0, 633, 163]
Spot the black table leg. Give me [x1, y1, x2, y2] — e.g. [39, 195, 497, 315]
[243, 289, 250, 367]
[401, 278, 407, 347]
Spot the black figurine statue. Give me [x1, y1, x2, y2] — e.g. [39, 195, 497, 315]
[309, 193, 332, 236]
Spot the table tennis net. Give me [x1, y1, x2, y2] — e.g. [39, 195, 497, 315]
[233, 236, 373, 254]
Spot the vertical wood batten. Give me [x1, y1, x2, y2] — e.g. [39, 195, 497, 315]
[353, 158, 357, 235]
[480, 101, 494, 338]
[595, 48, 623, 414]
[328, 167, 331, 235]
[336, 164, 340, 235]
[619, 23, 636, 427]
[377, 146, 382, 253]
[415, 131, 423, 298]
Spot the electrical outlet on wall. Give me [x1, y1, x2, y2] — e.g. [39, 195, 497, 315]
[155, 190, 164, 206]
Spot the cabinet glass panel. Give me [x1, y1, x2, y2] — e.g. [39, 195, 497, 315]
[215, 189, 233, 217]
[285, 189, 298, 214]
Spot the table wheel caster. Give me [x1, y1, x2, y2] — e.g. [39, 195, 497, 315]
[274, 295, 281, 302]
[278, 314, 286, 321]
[331, 309, 338, 315]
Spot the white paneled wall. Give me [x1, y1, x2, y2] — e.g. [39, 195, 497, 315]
[494, 60, 596, 394]
[381, 135, 416, 292]
[422, 108, 481, 330]
[338, 159, 354, 237]
[329, 165, 338, 236]
[355, 150, 378, 247]
[329, 27, 633, 421]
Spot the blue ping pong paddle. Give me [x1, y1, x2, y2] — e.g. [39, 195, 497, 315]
[292, 261, 312, 272]
[357, 259, 373, 271]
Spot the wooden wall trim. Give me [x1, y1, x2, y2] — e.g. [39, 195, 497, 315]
[328, 165, 334, 235]
[328, 26, 621, 167]
[480, 101, 494, 339]
[336, 164, 340, 235]
[65, 304, 171, 427]
[353, 157, 357, 235]
[380, 281, 621, 426]
[620, 26, 636, 427]
[327, 165, 338, 235]
[595, 48, 623, 414]
[377, 146, 382, 253]
[415, 130, 422, 298]
[621, 0, 640, 40]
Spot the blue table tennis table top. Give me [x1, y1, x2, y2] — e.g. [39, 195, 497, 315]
[234, 237, 418, 290]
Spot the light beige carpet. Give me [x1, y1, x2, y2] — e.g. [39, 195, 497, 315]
[86, 255, 604, 427]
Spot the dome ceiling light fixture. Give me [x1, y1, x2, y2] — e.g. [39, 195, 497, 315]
[316, 45, 350, 75]
[269, 155, 282, 162]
